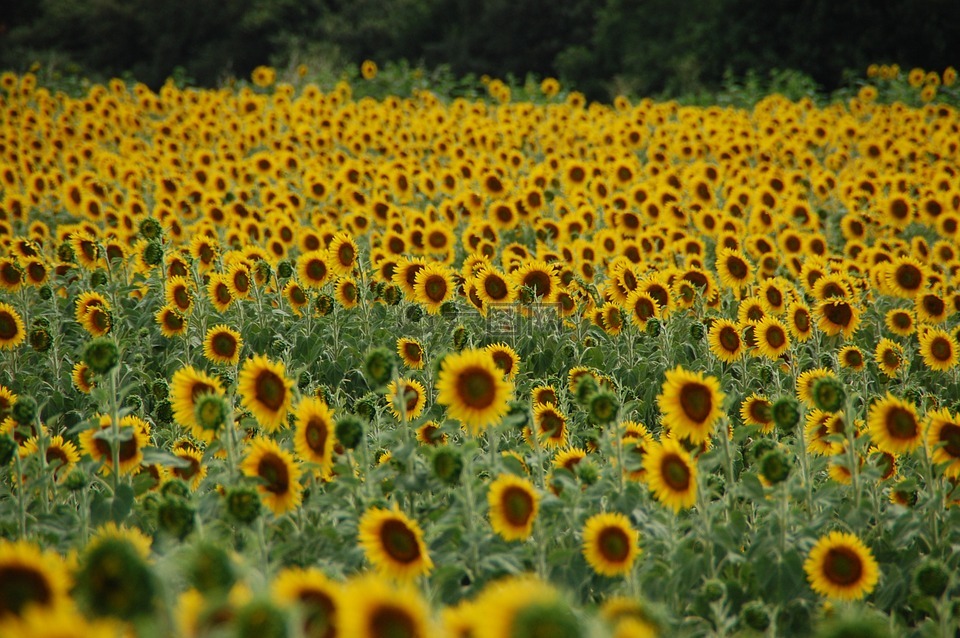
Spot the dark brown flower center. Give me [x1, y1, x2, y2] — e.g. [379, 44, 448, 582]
[822, 547, 863, 586]
[379, 519, 421, 563]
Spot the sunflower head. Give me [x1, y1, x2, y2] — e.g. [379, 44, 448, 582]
[364, 347, 397, 388]
[82, 336, 119, 375]
[803, 531, 879, 601]
[358, 507, 433, 581]
[75, 537, 157, 620]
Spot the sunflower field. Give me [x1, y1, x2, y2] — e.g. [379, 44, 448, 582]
[1, 62, 960, 638]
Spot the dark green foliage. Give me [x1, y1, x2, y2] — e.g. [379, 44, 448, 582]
[3, 0, 959, 99]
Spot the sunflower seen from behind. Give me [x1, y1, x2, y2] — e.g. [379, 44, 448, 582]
[582, 512, 640, 577]
[240, 436, 303, 516]
[657, 366, 725, 445]
[358, 507, 433, 581]
[238, 354, 294, 432]
[804, 531, 879, 601]
[436, 348, 513, 435]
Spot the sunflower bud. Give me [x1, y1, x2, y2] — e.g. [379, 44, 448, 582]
[157, 496, 195, 540]
[38, 284, 53, 300]
[433, 447, 463, 485]
[759, 448, 792, 485]
[573, 374, 598, 406]
[151, 378, 168, 399]
[751, 438, 777, 463]
[12, 395, 37, 425]
[225, 485, 262, 524]
[741, 601, 770, 631]
[701, 578, 725, 602]
[187, 541, 236, 595]
[576, 459, 600, 485]
[335, 415, 364, 450]
[143, 240, 164, 266]
[0, 434, 16, 465]
[382, 284, 401, 305]
[689, 321, 706, 341]
[355, 392, 380, 421]
[83, 336, 119, 375]
[90, 269, 108, 288]
[75, 538, 156, 620]
[453, 325, 468, 351]
[812, 376, 845, 413]
[161, 478, 190, 499]
[813, 607, 891, 638]
[156, 399, 174, 424]
[512, 597, 581, 638]
[63, 466, 90, 491]
[57, 242, 75, 262]
[276, 260, 294, 279]
[772, 396, 801, 431]
[236, 598, 288, 638]
[315, 293, 334, 316]
[405, 304, 424, 323]
[646, 317, 662, 337]
[195, 393, 228, 434]
[363, 347, 395, 388]
[29, 326, 51, 352]
[139, 217, 162, 240]
[587, 390, 619, 425]
[913, 558, 950, 598]
[440, 301, 458, 318]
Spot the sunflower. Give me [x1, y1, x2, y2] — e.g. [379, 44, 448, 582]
[474, 266, 517, 306]
[227, 263, 252, 299]
[170, 366, 225, 435]
[471, 576, 580, 638]
[486, 342, 520, 380]
[171, 444, 207, 491]
[488, 473, 539, 541]
[238, 355, 294, 432]
[531, 385, 558, 407]
[0, 539, 71, 620]
[392, 257, 428, 301]
[715, 247, 753, 290]
[707, 318, 744, 362]
[198, 324, 242, 366]
[0, 302, 26, 349]
[740, 394, 774, 433]
[284, 280, 310, 316]
[884, 308, 914, 337]
[327, 232, 358, 276]
[78, 414, 150, 475]
[298, 250, 331, 289]
[624, 290, 660, 331]
[530, 402, 569, 448]
[415, 421, 447, 446]
[396, 337, 425, 369]
[620, 421, 655, 482]
[918, 327, 958, 371]
[886, 256, 927, 298]
[657, 367, 725, 445]
[334, 277, 359, 309]
[293, 397, 337, 475]
[340, 574, 432, 638]
[874, 338, 904, 378]
[784, 300, 813, 342]
[925, 408, 960, 477]
[358, 507, 433, 580]
[73, 291, 110, 323]
[413, 263, 453, 314]
[804, 410, 846, 456]
[436, 348, 513, 435]
[754, 316, 791, 360]
[20, 432, 80, 481]
[736, 296, 767, 325]
[71, 362, 96, 393]
[386, 378, 427, 421]
[206, 274, 234, 312]
[795, 368, 833, 407]
[838, 345, 866, 371]
[165, 275, 193, 314]
[644, 438, 697, 512]
[155, 305, 187, 338]
[816, 299, 859, 338]
[581, 512, 640, 577]
[240, 437, 303, 516]
[867, 393, 922, 455]
[272, 566, 341, 638]
[804, 531, 879, 601]
[511, 260, 558, 301]
[0, 603, 117, 638]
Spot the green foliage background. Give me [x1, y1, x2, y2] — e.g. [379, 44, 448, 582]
[2, 0, 959, 99]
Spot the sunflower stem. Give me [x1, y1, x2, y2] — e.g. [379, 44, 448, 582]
[109, 365, 122, 496]
[14, 449, 27, 539]
[223, 404, 238, 479]
[844, 394, 862, 519]
[460, 448, 482, 580]
[796, 424, 815, 516]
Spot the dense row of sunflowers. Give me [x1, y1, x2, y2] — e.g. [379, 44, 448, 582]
[1, 63, 960, 637]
